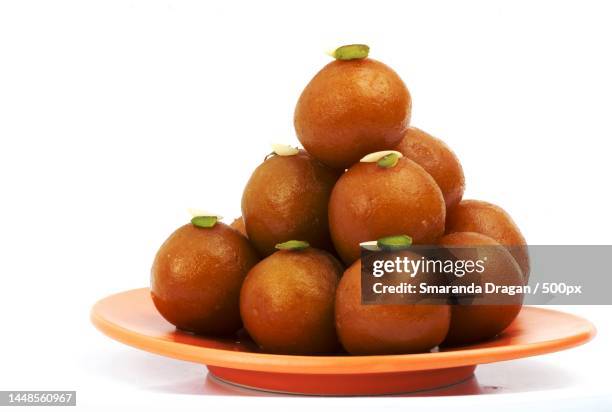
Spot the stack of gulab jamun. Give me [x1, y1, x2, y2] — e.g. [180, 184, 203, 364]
[150, 44, 529, 355]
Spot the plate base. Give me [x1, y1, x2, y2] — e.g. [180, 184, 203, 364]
[207, 365, 477, 396]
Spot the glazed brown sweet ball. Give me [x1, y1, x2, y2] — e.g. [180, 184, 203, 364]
[335, 258, 450, 355]
[240, 243, 343, 355]
[294, 49, 411, 169]
[394, 126, 465, 210]
[439, 232, 524, 346]
[151, 220, 259, 335]
[329, 156, 445, 265]
[241, 149, 340, 257]
[446, 200, 529, 280]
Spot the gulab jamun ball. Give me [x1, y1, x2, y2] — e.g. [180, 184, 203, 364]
[394, 126, 465, 210]
[439, 232, 524, 346]
[328, 156, 446, 265]
[294, 56, 411, 169]
[240, 243, 343, 355]
[445, 200, 530, 280]
[151, 220, 259, 335]
[241, 149, 340, 257]
[335, 258, 450, 355]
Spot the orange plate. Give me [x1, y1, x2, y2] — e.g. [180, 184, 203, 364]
[91, 288, 595, 396]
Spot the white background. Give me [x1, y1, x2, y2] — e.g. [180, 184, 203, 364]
[1, 0, 611, 410]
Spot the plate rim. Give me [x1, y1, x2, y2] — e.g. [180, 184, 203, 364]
[91, 288, 596, 375]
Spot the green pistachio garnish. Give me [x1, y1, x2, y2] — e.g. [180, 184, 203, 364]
[377, 235, 413, 251]
[275, 240, 310, 251]
[333, 44, 370, 60]
[191, 215, 218, 228]
[377, 152, 400, 168]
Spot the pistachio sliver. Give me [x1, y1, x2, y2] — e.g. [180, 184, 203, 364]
[377, 152, 400, 168]
[360, 150, 403, 163]
[191, 215, 218, 228]
[275, 240, 310, 251]
[377, 235, 413, 251]
[333, 44, 370, 60]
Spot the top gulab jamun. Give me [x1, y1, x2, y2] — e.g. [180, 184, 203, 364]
[294, 49, 411, 170]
